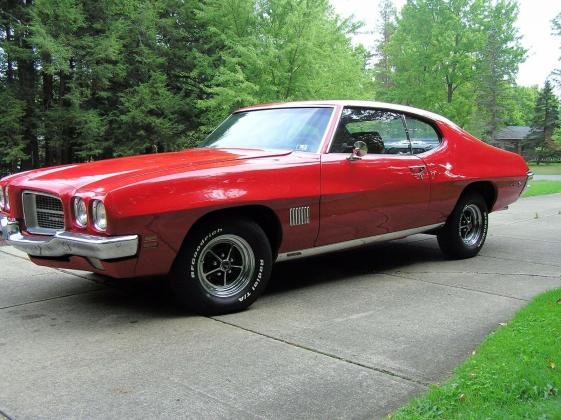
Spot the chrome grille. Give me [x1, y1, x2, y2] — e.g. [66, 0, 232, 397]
[22, 191, 65, 234]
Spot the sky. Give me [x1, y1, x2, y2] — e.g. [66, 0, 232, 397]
[330, 0, 561, 88]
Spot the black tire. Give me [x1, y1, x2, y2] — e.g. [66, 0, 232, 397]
[437, 192, 489, 259]
[171, 217, 272, 315]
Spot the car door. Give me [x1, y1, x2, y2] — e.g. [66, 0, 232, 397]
[316, 107, 432, 246]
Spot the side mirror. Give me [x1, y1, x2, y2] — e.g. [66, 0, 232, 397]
[348, 141, 368, 161]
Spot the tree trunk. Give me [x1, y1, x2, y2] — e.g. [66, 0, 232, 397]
[17, 0, 39, 170]
[6, 24, 14, 85]
[42, 53, 54, 165]
[59, 70, 68, 165]
[59, 59, 76, 165]
[446, 80, 453, 103]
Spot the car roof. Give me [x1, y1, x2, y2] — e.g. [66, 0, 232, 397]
[236, 100, 457, 127]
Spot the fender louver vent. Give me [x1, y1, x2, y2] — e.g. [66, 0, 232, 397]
[289, 206, 310, 226]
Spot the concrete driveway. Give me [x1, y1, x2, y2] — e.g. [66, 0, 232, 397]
[1, 194, 560, 419]
[533, 175, 561, 181]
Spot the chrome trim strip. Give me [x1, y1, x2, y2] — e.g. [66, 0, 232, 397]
[522, 171, 534, 194]
[276, 223, 445, 262]
[317, 105, 340, 154]
[1, 217, 138, 260]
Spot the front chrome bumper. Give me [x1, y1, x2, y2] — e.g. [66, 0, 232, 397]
[1, 216, 138, 260]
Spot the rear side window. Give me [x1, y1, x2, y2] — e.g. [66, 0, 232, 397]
[404, 116, 441, 154]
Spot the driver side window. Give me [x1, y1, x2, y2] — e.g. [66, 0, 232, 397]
[330, 107, 410, 155]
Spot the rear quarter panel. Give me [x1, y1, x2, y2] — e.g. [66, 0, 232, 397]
[423, 121, 529, 221]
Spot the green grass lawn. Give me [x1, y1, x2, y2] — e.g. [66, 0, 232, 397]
[391, 288, 561, 419]
[522, 180, 561, 197]
[529, 162, 561, 175]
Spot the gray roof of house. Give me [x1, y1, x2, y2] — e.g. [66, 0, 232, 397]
[495, 126, 532, 141]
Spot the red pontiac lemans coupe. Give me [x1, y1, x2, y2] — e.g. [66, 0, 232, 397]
[0, 101, 531, 314]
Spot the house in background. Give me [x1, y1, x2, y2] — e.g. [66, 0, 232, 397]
[493, 126, 531, 156]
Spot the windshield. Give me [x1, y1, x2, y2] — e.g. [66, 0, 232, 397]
[199, 107, 333, 153]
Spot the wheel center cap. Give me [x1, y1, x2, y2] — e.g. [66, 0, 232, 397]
[221, 260, 232, 271]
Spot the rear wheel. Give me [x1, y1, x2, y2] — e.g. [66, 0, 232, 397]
[437, 192, 488, 259]
[171, 218, 272, 315]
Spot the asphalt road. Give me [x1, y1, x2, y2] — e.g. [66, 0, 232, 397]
[1, 194, 560, 419]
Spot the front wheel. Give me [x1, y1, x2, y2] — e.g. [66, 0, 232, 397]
[171, 218, 272, 315]
[437, 192, 489, 259]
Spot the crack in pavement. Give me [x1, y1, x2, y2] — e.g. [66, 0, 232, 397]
[1, 248, 108, 285]
[0, 407, 13, 420]
[391, 270, 560, 279]
[384, 272, 530, 302]
[479, 253, 561, 268]
[0, 248, 28, 259]
[57, 269, 109, 286]
[210, 317, 431, 388]
[0, 288, 107, 311]
[488, 234, 561, 244]
[0, 249, 109, 311]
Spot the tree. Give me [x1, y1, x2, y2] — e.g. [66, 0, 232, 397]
[372, 0, 396, 97]
[475, 0, 525, 142]
[526, 80, 560, 164]
[553, 12, 561, 84]
[197, 0, 374, 129]
[0, 91, 26, 174]
[386, 0, 487, 126]
[384, 0, 525, 133]
[502, 85, 538, 126]
[1, 0, 39, 170]
[0, 0, 375, 173]
[3, 0, 219, 165]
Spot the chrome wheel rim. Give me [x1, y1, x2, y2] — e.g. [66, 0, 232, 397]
[459, 204, 483, 247]
[197, 234, 255, 298]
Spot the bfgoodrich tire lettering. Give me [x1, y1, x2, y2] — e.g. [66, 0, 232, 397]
[437, 192, 489, 259]
[171, 218, 272, 315]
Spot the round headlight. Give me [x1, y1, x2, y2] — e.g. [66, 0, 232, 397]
[4, 186, 9, 210]
[92, 200, 107, 231]
[73, 197, 88, 227]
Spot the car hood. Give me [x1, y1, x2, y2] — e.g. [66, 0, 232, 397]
[5, 148, 292, 195]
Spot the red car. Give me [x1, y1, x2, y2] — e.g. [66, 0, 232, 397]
[0, 101, 531, 314]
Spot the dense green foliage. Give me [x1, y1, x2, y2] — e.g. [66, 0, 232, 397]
[0, 0, 559, 173]
[0, 0, 371, 171]
[393, 287, 561, 419]
[554, 12, 561, 83]
[525, 80, 561, 163]
[377, 0, 526, 136]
